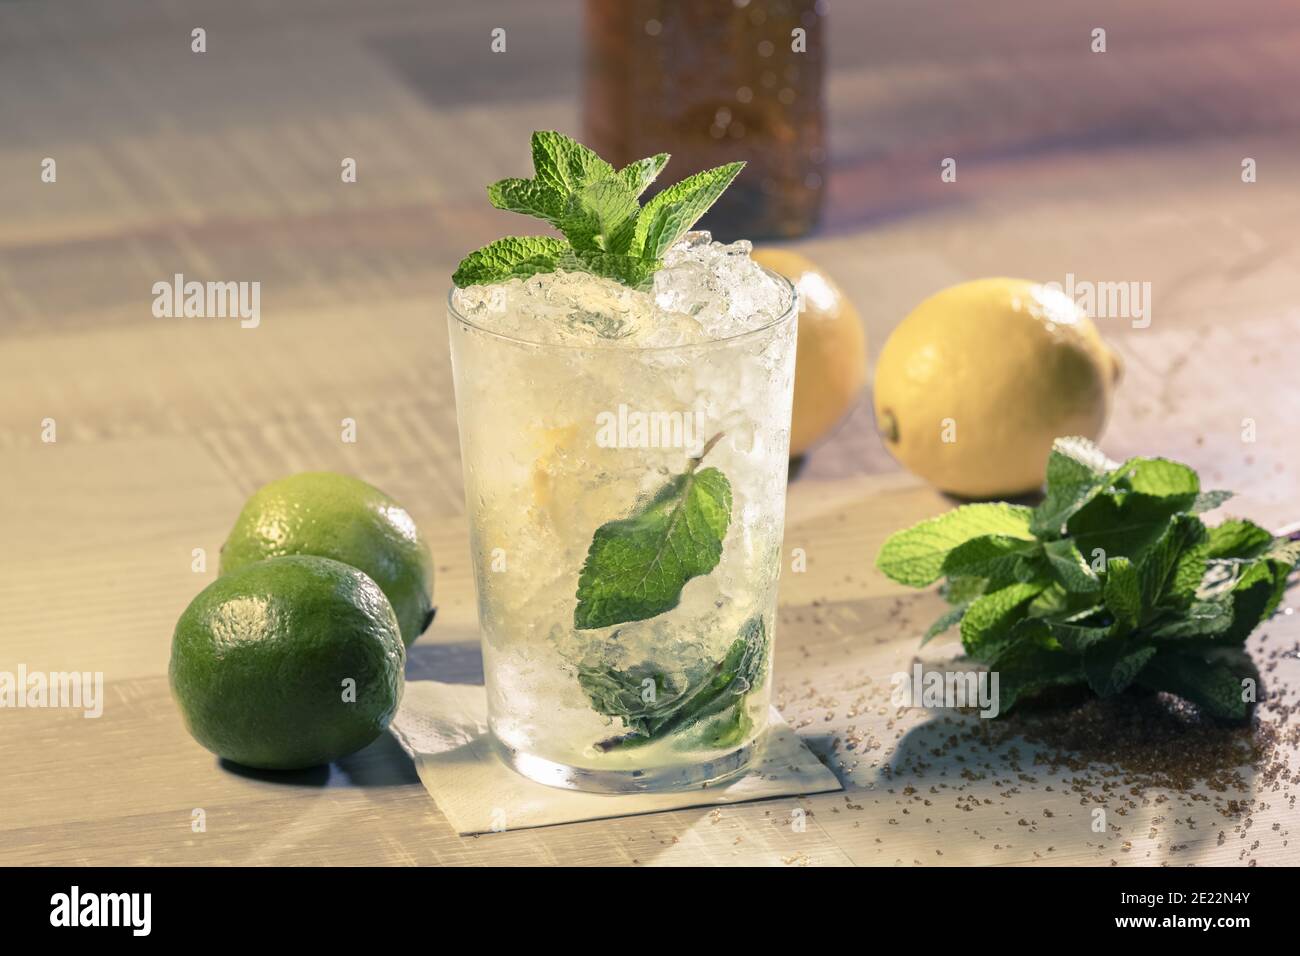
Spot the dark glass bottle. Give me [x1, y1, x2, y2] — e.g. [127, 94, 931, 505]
[584, 0, 827, 240]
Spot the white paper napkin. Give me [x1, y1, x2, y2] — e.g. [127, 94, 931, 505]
[389, 680, 843, 835]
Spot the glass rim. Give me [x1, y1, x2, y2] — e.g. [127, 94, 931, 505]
[445, 265, 798, 353]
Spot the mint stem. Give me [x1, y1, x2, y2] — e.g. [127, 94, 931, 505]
[689, 432, 725, 472]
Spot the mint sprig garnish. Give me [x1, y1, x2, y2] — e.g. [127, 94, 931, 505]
[574, 433, 731, 630]
[452, 130, 744, 289]
[579, 615, 768, 751]
[876, 436, 1299, 720]
[451, 236, 568, 285]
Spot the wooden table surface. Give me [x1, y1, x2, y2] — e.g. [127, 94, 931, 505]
[2, 0, 1299, 866]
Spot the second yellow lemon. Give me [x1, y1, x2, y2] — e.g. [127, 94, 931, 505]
[751, 249, 867, 457]
[873, 278, 1122, 498]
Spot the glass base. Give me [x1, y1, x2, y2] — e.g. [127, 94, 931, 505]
[491, 734, 761, 794]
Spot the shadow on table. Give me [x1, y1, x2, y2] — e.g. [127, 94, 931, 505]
[219, 726, 422, 788]
[405, 640, 484, 685]
[875, 693, 1259, 866]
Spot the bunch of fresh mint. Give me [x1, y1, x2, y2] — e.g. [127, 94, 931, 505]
[876, 437, 1298, 719]
[452, 130, 743, 290]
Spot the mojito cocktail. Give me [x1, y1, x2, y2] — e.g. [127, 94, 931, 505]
[447, 133, 797, 792]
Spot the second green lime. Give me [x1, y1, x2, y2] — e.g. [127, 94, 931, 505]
[220, 472, 434, 646]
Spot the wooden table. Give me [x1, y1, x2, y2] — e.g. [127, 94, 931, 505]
[2, 0, 1298, 866]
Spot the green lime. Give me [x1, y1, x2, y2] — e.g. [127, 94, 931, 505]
[220, 472, 434, 647]
[170, 555, 405, 770]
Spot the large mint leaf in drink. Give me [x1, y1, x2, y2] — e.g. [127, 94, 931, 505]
[451, 236, 568, 287]
[574, 459, 732, 630]
[580, 615, 767, 751]
[577, 662, 688, 740]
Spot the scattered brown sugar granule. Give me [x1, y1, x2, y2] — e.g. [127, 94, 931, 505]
[788, 614, 1299, 863]
[993, 691, 1267, 794]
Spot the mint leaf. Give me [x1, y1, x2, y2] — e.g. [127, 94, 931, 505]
[563, 249, 659, 289]
[487, 177, 565, 224]
[1216, 543, 1298, 643]
[1052, 435, 1117, 474]
[1043, 538, 1101, 593]
[941, 534, 1042, 581]
[1149, 599, 1233, 640]
[1137, 514, 1207, 608]
[1044, 612, 1112, 653]
[581, 615, 767, 749]
[574, 459, 731, 630]
[960, 582, 1045, 662]
[941, 576, 993, 605]
[561, 177, 641, 254]
[1083, 641, 1157, 696]
[1166, 549, 1207, 609]
[618, 153, 670, 198]
[487, 131, 620, 228]
[577, 662, 685, 738]
[1204, 518, 1274, 560]
[1031, 437, 1115, 537]
[921, 603, 969, 645]
[876, 503, 1034, 587]
[530, 130, 615, 203]
[1191, 490, 1233, 513]
[987, 640, 1086, 714]
[1137, 648, 1258, 721]
[452, 236, 569, 287]
[1102, 556, 1142, 633]
[1068, 491, 1190, 561]
[1114, 456, 1200, 502]
[633, 162, 745, 259]
[699, 703, 755, 750]
[1025, 581, 1101, 619]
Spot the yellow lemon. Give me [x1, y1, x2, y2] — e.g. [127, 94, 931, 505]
[873, 278, 1122, 498]
[752, 248, 867, 457]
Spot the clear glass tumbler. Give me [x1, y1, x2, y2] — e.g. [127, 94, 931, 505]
[446, 273, 798, 792]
